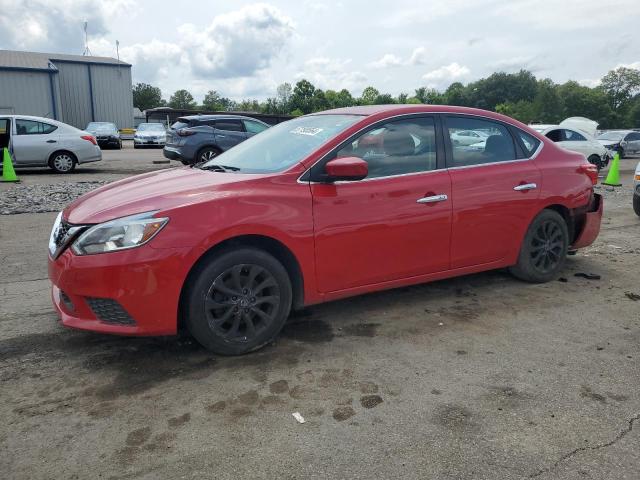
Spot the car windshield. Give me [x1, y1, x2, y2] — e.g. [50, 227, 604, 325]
[597, 131, 624, 141]
[137, 123, 165, 131]
[200, 114, 362, 173]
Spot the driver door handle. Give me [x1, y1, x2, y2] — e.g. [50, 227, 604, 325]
[417, 194, 448, 204]
[46, 140, 57, 143]
[513, 183, 537, 191]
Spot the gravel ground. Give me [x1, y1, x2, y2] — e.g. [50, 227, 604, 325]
[0, 181, 108, 215]
[1, 148, 639, 479]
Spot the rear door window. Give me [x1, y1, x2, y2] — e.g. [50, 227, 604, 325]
[15, 119, 57, 135]
[514, 129, 541, 157]
[215, 120, 245, 132]
[545, 129, 563, 142]
[445, 116, 516, 167]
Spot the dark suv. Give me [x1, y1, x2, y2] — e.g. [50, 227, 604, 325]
[163, 115, 269, 165]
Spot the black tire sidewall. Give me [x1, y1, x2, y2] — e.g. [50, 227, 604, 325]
[634, 194, 640, 217]
[184, 248, 292, 355]
[197, 147, 219, 164]
[510, 209, 569, 283]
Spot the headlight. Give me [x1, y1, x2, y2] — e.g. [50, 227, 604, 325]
[71, 211, 168, 255]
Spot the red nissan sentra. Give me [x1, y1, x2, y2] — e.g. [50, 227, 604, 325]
[48, 105, 603, 354]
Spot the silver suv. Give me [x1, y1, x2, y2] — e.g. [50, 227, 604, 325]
[163, 115, 269, 165]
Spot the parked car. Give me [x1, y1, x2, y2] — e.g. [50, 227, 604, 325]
[634, 161, 640, 216]
[163, 115, 269, 165]
[597, 130, 640, 158]
[133, 123, 167, 149]
[540, 126, 609, 169]
[450, 129, 490, 146]
[85, 122, 122, 149]
[0, 115, 101, 173]
[529, 118, 609, 169]
[48, 105, 602, 354]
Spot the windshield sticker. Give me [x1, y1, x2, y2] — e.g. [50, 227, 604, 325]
[290, 127, 323, 136]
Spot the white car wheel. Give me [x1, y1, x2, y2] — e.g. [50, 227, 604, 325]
[50, 153, 76, 174]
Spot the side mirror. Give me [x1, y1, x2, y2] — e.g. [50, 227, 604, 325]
[324, 157, 368, 182]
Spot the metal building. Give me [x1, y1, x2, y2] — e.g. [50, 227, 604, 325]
[0, 50, 133, 129]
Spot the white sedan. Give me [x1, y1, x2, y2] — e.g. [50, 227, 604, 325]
[450, 129, 490, 146]
[539, 126, 609, 169]
[0, 115, 101, 173]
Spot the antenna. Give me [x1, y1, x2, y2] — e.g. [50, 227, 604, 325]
[82, 21, 92, 56]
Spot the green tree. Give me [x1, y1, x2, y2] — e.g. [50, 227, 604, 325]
[168, 89, 196, 109]
[600, 67, 640, 110]
[374, 93, 395, 104]
[291, 79, 316, 114]
[360, 86, 380, 105]
[530, 78, 564, 123]
[557, 81, 614, 127]
[312, 89, 329, 112]
[202, 90, 225, 111]
[276, 82, 293, 114]
[132, 83, 163, 111]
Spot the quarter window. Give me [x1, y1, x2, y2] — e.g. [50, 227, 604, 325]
[16, 119, 57, 135]
[446, 116, 515, 166]
[515, 129, 541, 157]
[334, 117, 437, 179]
[243, 120, 268, 134]
[214, 120, 244, 132]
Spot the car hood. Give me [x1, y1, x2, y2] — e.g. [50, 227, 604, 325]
[64, 167, 261, 224]
[597, 139, 621, 146]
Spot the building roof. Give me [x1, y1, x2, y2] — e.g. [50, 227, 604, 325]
[0, 49, 130, 71]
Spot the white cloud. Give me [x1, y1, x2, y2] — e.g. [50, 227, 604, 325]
[297, 57, 367, 92]
[408, 47, 430, 66]
[179, 4, 294, 78]
[617, 61, 640, 70]
[368, 53, 403, 69]
[422, 62, 470, 87]
[0, 0, 134, 52]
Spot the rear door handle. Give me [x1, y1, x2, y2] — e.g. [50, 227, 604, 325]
[513, 183, 537, 191]
[46, 140, 57, 143]
[417, 194, 448, 204]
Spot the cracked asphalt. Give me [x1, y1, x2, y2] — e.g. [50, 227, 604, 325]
[1, 144, 639, 479]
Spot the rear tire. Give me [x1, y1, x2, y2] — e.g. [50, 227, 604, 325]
[509, 209, 569, 283]
[184, 248, 292, 355]
[634, 194, 640, 217]
[197, 147, 220, 164]
[48, 151, 76, 174]
[587, 154, 603, 171]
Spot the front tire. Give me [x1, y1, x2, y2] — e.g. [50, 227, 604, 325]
[588, 154, 603, 171]
[184, 248, 292, 355]
[634, 194, 640, 217]
[509, 209, 569, 283]
[49, 152, 76, 173]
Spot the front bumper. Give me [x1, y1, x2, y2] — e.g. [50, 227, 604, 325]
[571, 193, 603, 249]
[48, 244, 193, 336]
[96, 137, 120, 148]
[135, 138, 166, 146]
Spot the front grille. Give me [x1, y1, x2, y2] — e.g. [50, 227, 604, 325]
[85, 297, 136, 326]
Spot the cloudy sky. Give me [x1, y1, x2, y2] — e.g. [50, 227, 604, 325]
[0, 0, 638, 102]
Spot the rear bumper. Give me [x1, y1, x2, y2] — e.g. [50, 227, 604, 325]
[163, 147, 184, 161]
[571, 193, 603, 249]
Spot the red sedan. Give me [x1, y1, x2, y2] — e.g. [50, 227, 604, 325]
[48, 105, 603, 354]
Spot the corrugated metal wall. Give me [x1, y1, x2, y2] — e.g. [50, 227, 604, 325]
[0, 61, 133, 129]
[57, 62, 92, 129]
[0, 70, 60, 119]
[89, 64, 134, 129]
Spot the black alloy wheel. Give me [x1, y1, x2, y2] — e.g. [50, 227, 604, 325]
[510, 209, 568, 283]
[205, 264, 280, 343]
[184, 248, 292, 355]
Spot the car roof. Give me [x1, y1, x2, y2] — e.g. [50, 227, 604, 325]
[179, 114, 265, 122]
[313, 104, 530, 125]
[0, 114, 60, 124]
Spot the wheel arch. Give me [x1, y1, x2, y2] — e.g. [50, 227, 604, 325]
[540, 203, 575, 243]
[178, 234, 305, 330]
[48, 149, 78, 165]
[196, 144, 223, 161]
